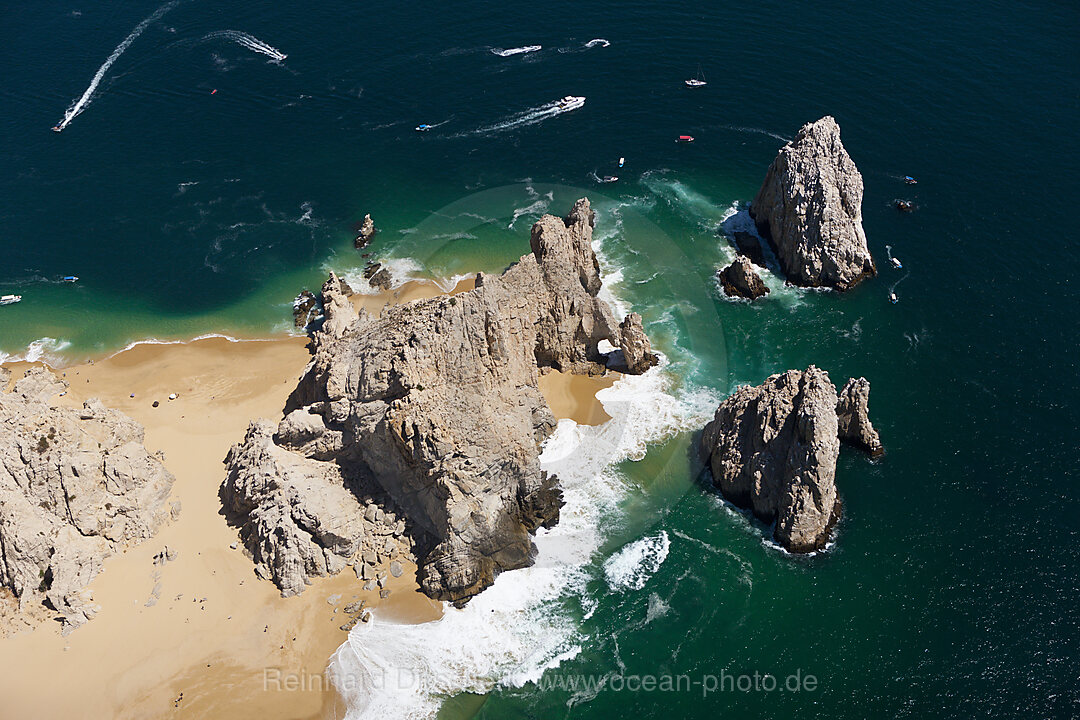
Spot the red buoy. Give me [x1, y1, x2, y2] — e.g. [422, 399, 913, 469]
[211, 89, 217, 95]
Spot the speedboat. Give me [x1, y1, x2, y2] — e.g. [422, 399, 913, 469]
[61, 276, 79, 283]
[1, 294, 22, 305]
[895, 199, 915, 212]
[556, 96, 585, 110]
[415, 124, 431, 132]
[677, 135, 695, 143]
[890, 258, 902, 270]
[51, 125, 62, 133]
[618, 157, 625, 168]
[599, 175, 618, 183]
[904, 176, 917, 185]
[889, 292, 898, 304]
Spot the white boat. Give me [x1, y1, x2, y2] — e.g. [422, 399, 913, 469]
[556, 95, 585, 110]
[618, 157, 625, 167]
[890, 257, 903, 269]
[599, 175, 618, 183]
[685, 65, 707, 87]
[1, 294, 22, 305]
[889, 292, 899, 304]
[492, 45, 542, 57]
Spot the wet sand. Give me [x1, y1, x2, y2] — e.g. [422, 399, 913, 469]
[0, 278, 616, 720]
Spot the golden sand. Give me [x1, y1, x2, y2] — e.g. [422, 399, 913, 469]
[0, 279, 614, 720]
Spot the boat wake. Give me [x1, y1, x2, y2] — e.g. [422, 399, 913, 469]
[203, 30, 287, 62]
[53, 0, 179, 132]
[584, 38, 611, 48]
[466, 97, 585, 136]
[491, 45, 542, 57]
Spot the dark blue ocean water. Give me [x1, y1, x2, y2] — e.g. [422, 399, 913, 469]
[2, 1, 1078, 717]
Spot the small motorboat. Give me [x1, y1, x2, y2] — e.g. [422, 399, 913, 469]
[599, 175, 618, 183]
[61, 276, 79, 283]
[1, 294, 22, 305]
[51, 125, 62, 133]
[685, 64, 707, 87]
[904, 176, 917, 185]
[677, 135, 695, 143]
[894, 199, 915, 212]
[556, 96, 586, 110]
[890, 258, 902, 270]
[415, 124, 431, 132]
[889, 292, 898, 304]
[618, 157, 625, 168]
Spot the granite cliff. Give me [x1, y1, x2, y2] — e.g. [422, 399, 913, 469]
[750, 116, 876, 291]
[224, 199, 654, 603]
[701, 367, 882, 552]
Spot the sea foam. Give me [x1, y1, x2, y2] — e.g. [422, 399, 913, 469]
[328, 357, 717, 718]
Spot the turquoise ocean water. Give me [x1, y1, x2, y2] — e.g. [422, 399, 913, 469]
[2, 1, 1078, 717]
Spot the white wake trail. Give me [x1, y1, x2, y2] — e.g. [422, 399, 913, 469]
[54, 0, 179, 131]
[468, 97, 585, 136]
[204, 30, 287, 62]
[491, 45, 542, 57]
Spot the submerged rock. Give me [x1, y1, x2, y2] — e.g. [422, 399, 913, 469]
[0, 367, 174, 631]
[718, 255, 769, 300]
[701, 367, 841, 552]
[354, 214, 376, 249]
[749, 116, 876, 291]
[836, 377, 884, 457]
[225, 199, 651, 604]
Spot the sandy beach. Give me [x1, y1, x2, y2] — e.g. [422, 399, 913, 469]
[0, 279, 616, 720]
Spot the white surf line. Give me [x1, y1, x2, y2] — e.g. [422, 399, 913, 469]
[491, 45, 541, 56]
[54, 0, 179, 132]
[203, 30, 287, 61]
[468, 97, 585, 136]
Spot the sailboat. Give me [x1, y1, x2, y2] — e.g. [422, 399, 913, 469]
[685, 65, 706, 87]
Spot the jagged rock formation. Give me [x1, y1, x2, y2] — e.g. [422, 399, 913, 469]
[0, 367, 174, 631]
[614, 313, 659, 374]
[362, 260, 392, 291]
[221, 422, 411, 596]
[749, 116, 876, 291]
[702, 367, 841, 552]
[701, 367, 884, 552]
[225, 199, 651, 603]
[836, 377, 883, 457]
[718, 255, 770, 300]
[354, 214, 376, 249]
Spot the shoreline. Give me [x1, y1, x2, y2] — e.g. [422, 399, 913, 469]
[0, 275, 618, 719]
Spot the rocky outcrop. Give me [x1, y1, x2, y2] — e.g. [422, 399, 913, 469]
[836, 377, 883, 457]
[701, 367, 885, 552]
[701, 367, 841, 552]
[0, 367, 174, 631]
[224, 199, 651, 604]
[354, 214, 376, 249]
[615, 313, 659, 374]
[362, 261, 392, 291]
[221, 422, 411, 596]
[749, 116, 876, 291]
[293, 290, 319, 329]
[718, 255, 769, 300]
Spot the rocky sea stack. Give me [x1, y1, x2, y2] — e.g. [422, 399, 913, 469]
[224, 199, 654, 604]
[750, 116, 876, 291]
[0, 368, 174, 631]
[718, 255, 769, 300]
[700, 367, 882, 552]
